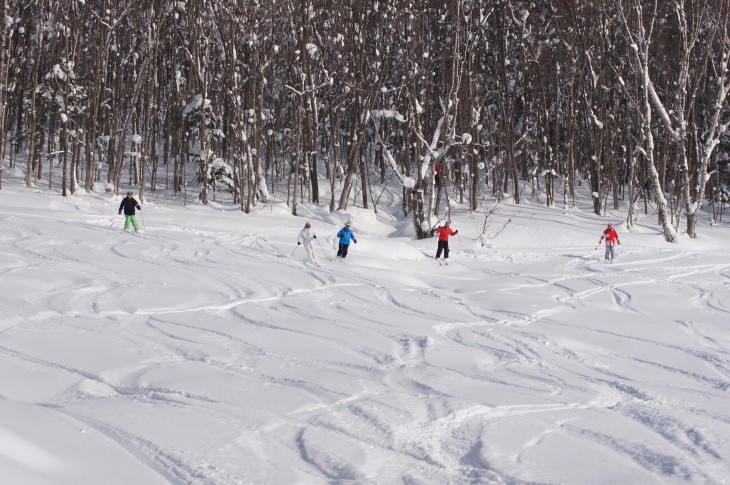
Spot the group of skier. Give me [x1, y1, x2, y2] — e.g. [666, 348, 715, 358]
[297, 221, 357, 265]
[117, 193, 620, 264]
[295, 219, 457, 266]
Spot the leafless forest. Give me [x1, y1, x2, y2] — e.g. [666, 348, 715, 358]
[0, 0, 729, 239]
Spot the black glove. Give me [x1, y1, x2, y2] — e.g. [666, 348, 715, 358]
[138, 206, 141, 211]
[118, 210, 122, 215]
[454, 230, 458, 234]
[313, 235, 317, 239]
[353, 239, 357, 244]
[298, 242, 301, 245]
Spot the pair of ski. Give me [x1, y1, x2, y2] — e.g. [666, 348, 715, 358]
[435, 258, 449, 266]
[307, 257, 346, 267]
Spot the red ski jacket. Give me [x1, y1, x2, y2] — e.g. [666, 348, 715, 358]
[435, 226, 457, 241]
[600, 228, 620, 246]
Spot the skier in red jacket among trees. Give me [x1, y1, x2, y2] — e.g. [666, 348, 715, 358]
[599, 223, 621, 262]
[434, 221, 458, 261]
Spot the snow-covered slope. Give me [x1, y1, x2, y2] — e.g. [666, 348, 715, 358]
[1, 182, 729, 484]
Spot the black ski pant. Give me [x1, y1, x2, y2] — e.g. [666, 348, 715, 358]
[436, 240, 450, 259]
[337, 243, 350, 258]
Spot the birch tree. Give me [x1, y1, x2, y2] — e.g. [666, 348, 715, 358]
[650, 0, 730, 238]
[616, 0, 675, 241]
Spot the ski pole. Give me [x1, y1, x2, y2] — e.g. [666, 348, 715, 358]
[315, 237, 332, 262]
[457, 233, 463, 248]
[140, 211, 146, 231]
[290, 244, 300, 257]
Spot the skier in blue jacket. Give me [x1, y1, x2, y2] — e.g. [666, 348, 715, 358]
[336, 222, 357, 259]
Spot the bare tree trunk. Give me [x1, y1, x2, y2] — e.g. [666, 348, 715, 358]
[26, 4, 46, 187]
[61, 124, 68, 196]
[682, 9, 730, 238]
[0, 0, 12, 190]
[617, 0, 674, 242]
[112, 27, 156, 195]
[292, 95, 302, 216]
[47, 113, 55, 189]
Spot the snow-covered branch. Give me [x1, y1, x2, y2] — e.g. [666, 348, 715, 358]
[648, 82, 680, 142]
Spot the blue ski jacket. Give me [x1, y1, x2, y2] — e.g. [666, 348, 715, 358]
[337, 227, 357, 245]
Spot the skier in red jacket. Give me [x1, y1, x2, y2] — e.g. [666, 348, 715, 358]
[599, 223, 621, 261]
[434, 221, 458, 260]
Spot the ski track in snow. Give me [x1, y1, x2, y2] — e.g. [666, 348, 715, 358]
[1, 199, 730, 484]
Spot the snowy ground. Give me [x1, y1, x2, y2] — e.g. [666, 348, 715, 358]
[1, 179, 730, 485]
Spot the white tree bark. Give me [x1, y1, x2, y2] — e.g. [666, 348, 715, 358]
[617, 0, 675, 242]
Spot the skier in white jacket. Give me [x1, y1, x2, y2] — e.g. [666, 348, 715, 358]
[298, 222, 319, 265]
